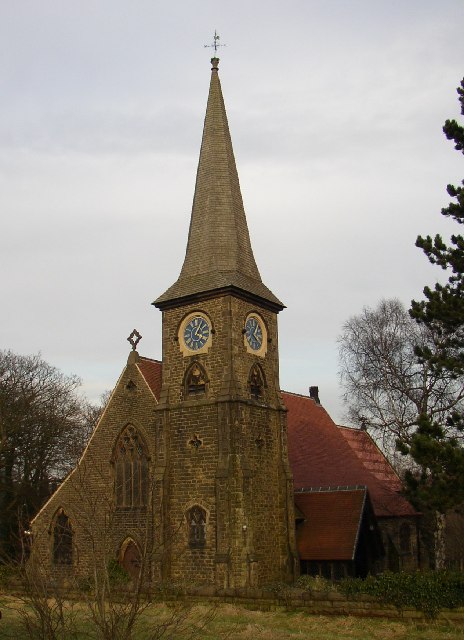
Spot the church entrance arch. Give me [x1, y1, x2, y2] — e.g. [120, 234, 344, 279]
[119, 538, 141, 580]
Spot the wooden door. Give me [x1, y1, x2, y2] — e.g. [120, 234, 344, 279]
[121, 540, 141, 580]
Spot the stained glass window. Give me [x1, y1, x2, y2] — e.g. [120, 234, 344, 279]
[114, 425, 148, 508]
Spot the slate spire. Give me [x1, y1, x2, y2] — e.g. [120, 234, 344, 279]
[154, 58, 283, 311]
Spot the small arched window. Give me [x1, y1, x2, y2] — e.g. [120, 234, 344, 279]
[399, 523, 411, 553]
[187, 505, 206, 548]
[185, 362, 207, 396]
[53, 510, 73, 565]
[249, 364, 265, 399]
[114, 425, 149, 508]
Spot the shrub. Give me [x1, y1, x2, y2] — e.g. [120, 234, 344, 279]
[0, 563, 20, 587]
[339, 571, 464, 619]
[107, 558, 130, 587]
[295, 574, 332, 593]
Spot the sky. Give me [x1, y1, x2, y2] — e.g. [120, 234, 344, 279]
[1, 0, 463, 424]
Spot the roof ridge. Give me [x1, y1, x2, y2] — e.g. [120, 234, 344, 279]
[138, 355, 162, 364]
[281, 390, 311, 399]
[295, 485, 367, 493]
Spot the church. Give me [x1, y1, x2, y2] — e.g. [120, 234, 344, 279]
[31, 56, 419, 589]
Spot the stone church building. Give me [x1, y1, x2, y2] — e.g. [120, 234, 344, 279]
[31, 57, 419, 589]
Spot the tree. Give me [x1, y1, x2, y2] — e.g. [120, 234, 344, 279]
[338, 298, 464, 461]
[407, 78, 464, 513]
[0, 350, 94, 560]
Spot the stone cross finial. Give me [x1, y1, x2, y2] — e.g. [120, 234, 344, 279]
[127, 329, 142, 351]
[204, 30, 225, 57]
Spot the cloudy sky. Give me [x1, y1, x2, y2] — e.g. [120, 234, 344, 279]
[1, 0, 463, 423]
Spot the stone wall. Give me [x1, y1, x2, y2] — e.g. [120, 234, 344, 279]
[158, 587, 464, 622]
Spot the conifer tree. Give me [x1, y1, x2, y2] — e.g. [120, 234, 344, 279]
[407, 78, 464, 512]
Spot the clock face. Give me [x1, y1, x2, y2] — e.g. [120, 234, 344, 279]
[183, 316, 210, 351]
[245, 316, 263, 351]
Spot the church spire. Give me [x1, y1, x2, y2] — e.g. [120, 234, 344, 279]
[154, 58, 283, 311]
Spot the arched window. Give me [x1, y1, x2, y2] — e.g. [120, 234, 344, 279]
[114, 425, 149, 508]
[249, 364, 265, 399]
[53, 510, 73, 565]
[399, 523, 411, 553]
[185, 362, 207, 396]
[187, 505, 206, 548]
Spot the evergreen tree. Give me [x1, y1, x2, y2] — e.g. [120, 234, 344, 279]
[408, 78, 464, 512]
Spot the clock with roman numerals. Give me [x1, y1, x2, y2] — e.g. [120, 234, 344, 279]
[244, 313, 267, 357]
[179, 312, 212, 356]
[245, 316, 263, 350]
[183, 315, 210, 351]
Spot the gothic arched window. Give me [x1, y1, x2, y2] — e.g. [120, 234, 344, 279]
[114, 425, 149, 508]
[185, 362, 208, 396]
[53, 510, 73, 565]
[249, 364, 265, 399]
[187, 505, 206, 548]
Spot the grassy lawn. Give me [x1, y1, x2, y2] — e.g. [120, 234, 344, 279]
[0, 596, 463, 639]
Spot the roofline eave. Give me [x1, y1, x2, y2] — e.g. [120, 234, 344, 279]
[153, 284, 285, 313]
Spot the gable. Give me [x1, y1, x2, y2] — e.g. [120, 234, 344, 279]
[31, 353, 159, 527]
[283, 391, 417, 518]
[295, 489, 366, 561]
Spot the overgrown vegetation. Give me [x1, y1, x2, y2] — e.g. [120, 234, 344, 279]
[338, 571, 464, 619]
[1, 596, 463, 640]
[262, 571, 464, 620]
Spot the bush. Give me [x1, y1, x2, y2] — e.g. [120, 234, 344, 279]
[107, 558, 130, 587]
[338, 571, 464, 619]
[0, 563, 20, 586]
[295, 574, 332, 593]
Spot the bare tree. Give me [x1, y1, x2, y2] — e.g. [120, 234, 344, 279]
[338, 299, 464, 456]
[0, 350, 95, 560]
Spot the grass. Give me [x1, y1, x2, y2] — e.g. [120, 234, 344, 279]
[0, 596, 463, 639]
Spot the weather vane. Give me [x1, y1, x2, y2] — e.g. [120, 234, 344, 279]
[204, 30, 226, 56]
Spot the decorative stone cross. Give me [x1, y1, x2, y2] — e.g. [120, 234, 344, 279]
[127, 329, 142, 351]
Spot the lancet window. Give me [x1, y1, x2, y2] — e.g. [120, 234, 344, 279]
[187, 505, 207, 548]
[185, 362, 208, 396]
[53, 510, 73, 565]
[114, 425, 149, 508]
[249, 364, 265, 399]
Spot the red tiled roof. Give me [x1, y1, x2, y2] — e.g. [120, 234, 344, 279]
[137, 357, 162, 400]
[282, 391, 417, 518]
[339, 426, 402, 490]
[295, 489, 366, 560]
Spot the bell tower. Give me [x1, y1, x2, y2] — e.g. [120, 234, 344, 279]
[153, 57, 297, 589]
